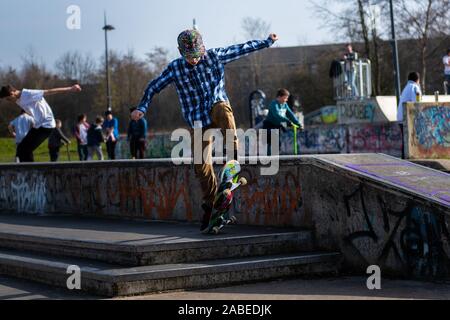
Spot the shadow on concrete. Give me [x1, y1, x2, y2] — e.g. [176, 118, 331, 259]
[0, 276, 99, 300]
[180, 276, 450, 300]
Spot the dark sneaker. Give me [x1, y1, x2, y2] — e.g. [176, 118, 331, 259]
[200, 203, 212, 232]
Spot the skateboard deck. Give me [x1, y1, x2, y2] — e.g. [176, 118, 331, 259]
[203, 160, 247, 235]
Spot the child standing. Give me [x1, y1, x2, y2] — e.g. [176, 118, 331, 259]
[0, 84, 82, 162]
[127, 108, 148, 159]
[87, 116, 106, 161]
[74, 114, 90, 161]
[263, 89, 302, 155]
[132, 29, 278, 231]
[8, 111, 34, 162]
[48, 119, 71, 162]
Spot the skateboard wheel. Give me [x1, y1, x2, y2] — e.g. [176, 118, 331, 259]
[230, 216, 237, 224]
[239, 177, 248, 186]
[212, 226, 220, 235]
[223, 189, 232, 197]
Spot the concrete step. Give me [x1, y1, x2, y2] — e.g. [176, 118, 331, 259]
[0, 215, 313, 266]
[0, 230, 313, 267]
[0, 248, 341, 297]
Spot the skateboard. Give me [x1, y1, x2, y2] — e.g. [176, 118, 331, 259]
[203, 160, 247, 235]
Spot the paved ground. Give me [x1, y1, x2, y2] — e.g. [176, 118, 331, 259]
[1, 275, 450, 300]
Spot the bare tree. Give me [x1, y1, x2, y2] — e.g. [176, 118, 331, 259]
[55, 51, 97, 84]
[241, 17, 272, 90]
[146, 47, 170, 75]
[311, 0, 390, 95]
[242, 17, 271, 40]
[395, 0, 450, 92]
[20, 47, 51, 88]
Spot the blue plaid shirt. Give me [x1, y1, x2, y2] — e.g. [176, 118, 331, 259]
[137, 38, 275, 128]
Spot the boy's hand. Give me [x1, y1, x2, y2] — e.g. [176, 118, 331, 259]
[131, 110, 144, 121]
[71, 84, 82, 92]
[269, 34, 279, 42]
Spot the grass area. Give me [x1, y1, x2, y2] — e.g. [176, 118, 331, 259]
[0, 137, 89, 163]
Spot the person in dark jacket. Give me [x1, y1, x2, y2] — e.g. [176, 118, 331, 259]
[87, 116, 106, 161]
[127, 107, 148, 159]
[48, 119, 71, 162]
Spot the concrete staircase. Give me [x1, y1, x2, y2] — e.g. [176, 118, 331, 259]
[0, 215, 341, 297]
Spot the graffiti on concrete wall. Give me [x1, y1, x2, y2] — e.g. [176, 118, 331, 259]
[0, 164, 305, 227]
[116, 121, 404, 159]
[341, 185, 450, 278]
[295, 126, 347, 155]
[348, 123, 403, 157]
[406, 103, 450, 159]
[414, 106, 450, 149]
[304, 106, 338, 126]
[233, 167, 304, 226]
[0, 173, 47, 214]
[71, 167, 194, 221]
[338, 101, 376, 124]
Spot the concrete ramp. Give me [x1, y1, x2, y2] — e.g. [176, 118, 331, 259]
[314, 154, 450, 208]
[305, 154, 450, 280]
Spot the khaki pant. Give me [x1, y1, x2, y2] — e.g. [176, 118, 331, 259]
[192, 102, 238, 207]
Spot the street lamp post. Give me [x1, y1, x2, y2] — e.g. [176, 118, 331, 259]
[103, 13, 115, 112]
[389, 0, 401, 104]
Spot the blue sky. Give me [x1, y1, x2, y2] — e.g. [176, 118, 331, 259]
[0, 0, 332, 69]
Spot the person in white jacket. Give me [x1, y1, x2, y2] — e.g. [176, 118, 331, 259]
[397, 72, 421, 122]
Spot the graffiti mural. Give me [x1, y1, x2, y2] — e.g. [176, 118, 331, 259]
[406, 103, 450, 159]
[233, 167, 304, 226]
[414, 106, 450, 149]
[341, 185, 450, 278]
[348, 123, 403, 157]
[338, 100, 376, 124]
[0, 173, 47, 214]
[296, 126, 347, 155]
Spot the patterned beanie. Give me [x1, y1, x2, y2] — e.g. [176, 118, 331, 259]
[177, 29, 205, 59]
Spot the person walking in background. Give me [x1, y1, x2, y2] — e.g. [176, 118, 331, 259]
[127, 107, 148, 159]
[0, 84, 82, 162]
[443, 49, 450, 95]
[397, 72, 422, 122]
[87, 116, 106, 161]
[263, 89, 302, 155]
[103, 111, 119, 160]
[8, 110, 34, 162]
[74, 114, 90, 161]
[48, 119, 71, 162]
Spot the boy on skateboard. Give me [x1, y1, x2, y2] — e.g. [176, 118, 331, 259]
[132, 29, 278, 232]
[0, 84, 82, 162]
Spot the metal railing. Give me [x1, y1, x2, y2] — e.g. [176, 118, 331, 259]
[334, 59, 372, 101]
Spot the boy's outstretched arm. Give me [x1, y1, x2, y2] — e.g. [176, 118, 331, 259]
[132, 67, 174, 121]
[44, 84, 82, 96]
[215, 33, 278, 65]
